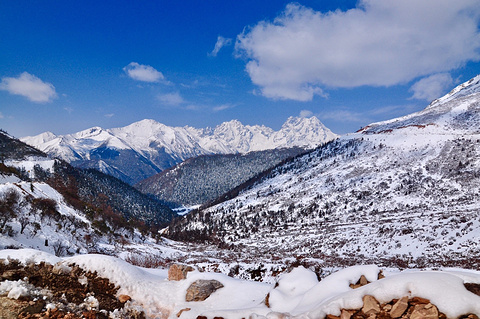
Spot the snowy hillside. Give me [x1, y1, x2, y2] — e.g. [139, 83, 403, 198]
[21, 116, 337, 184]
[168, 75, 480, 269]
[0, 131, 177, 255]
[0, 179, 101, 255]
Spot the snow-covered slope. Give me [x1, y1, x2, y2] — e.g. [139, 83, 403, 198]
[0, 180, 94, 255]
[169, 75, 480, 268]
[21, 117, 337, 184]
[427, 74, 480, 109]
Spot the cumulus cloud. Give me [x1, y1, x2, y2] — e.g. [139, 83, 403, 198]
[235, 0, 480, 101]
[0, 72, 57, 103]
[157, 92, 185, 106]
[410, 73, 454, 101]
[209, 36, 233, 57]
[123, 62, 165, 82]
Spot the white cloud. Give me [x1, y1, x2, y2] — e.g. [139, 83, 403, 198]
[157, 92, 185, 106]
[213, 103, 235, 112]
[299, 110, 313, 118]
[0, 72, 57, 103]
[185, 104, 201, 111]
[0, 112, 3, 119]
[236, 0, 480, 101]
[410, 73, 454, 101]
[64, 107, 74, 114]
[209, 36, 233, 57]
[104, 113, 114, 118]
[123, 62, 164, 82]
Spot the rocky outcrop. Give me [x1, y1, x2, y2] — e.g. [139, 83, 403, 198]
[465, 283, 480, 296]
[362, 295, 380, 315]
[168, 264, 194, 281]
[349, 275, 369, 289]
[118, 294, 131, 303]
[185, 280, 224, 302]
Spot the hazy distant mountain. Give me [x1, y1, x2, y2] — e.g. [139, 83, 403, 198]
[21, 117, 337, 184]
[168, 75, 480, 267]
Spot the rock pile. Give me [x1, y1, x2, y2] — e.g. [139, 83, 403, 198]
[326, 295, 479, 319]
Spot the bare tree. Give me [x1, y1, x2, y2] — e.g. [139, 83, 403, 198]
[18, 216, 29, 234]
[52, 241, 67, 257]
[0, 190, 19, 232]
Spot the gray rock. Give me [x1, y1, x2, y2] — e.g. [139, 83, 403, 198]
[185, 279, 224, 302]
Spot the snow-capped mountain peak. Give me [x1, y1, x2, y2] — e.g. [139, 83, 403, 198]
[275, 116, 337, 148]
[21, 116, 337, 184]
[427, 74, 480, 109]
[22, 131, 57, 145]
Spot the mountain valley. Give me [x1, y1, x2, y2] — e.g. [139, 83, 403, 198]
[2, 76, 480, 319]
[168, 75, 480, 269]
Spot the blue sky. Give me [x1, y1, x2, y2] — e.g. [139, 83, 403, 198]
[1, 0, 480, 138]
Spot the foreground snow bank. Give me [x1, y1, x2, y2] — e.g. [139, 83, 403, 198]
[0, 249, 480, 318]
[0, 248, 61, 265]
[303, 271, 480, 318]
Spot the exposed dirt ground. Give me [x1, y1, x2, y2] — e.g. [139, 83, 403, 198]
[0, 258, 145, 319]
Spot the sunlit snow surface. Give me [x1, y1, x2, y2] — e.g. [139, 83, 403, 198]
[0, 249, 480, 318]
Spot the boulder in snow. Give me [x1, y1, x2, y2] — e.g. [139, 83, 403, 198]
[185, 279, 224, 302]
[168, 264, 194, 281]
[118, 294, 131, 303]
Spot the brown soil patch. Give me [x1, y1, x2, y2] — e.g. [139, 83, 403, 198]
[0, 258, 145, 318]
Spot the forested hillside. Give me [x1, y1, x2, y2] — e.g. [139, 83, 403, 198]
[135, 147, 307, 207]
[0, 130, 175, 255]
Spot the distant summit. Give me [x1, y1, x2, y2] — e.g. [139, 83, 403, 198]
[22, 116, 337, 184]
[427, 74, 480, 110]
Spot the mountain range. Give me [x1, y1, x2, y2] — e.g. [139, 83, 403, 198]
[21, 116, 337, 185]
[168, 75, 480, 268]
[3, 74, 480, 282]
